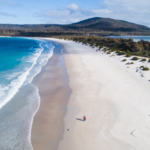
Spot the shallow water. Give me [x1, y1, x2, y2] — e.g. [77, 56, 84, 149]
[0, 37, 56, 149]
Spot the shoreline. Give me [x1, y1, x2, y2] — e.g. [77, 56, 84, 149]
[31, 41, 71, 150]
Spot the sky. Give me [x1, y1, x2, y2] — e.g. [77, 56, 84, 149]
[0, 0, 150, 27]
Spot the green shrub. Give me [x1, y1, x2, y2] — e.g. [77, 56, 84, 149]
[134, 52, 142, 56]
[140, 66, 149, 71]
[118, 51, 126, 55]
[126, 53, 131, 57]
[107, 51, 111, 54]
[132, 57, 139, 61]
[110, 48, 116, 52]
[127, 49, 131, 54]
[140, 66, 144, 68]
[130, 62, 134, 64]
[148, 59, 150, 62]
[143, 67, 149, 71]
[104, 48, 107, 52]
[116, 50, 120, 53]
[141, 58, 147, 61]
[122, 59, 127, 62]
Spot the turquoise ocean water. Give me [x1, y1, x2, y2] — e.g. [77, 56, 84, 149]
[0, 37, 56, 150]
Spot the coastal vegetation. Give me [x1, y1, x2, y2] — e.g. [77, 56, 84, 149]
[132, 57, 139, 61]
[140, 66, 149, 71]
[127, 62, 134, 65]
[55, 36, 150, 60]
[122, 59, 127, 62]
[141, 58, 147, 61]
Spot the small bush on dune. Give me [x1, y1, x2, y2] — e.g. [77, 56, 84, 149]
[116, 50, 120, 53]
[107, 51, 111, 54]
[110, 49, 116, 52]
[132, 57, 139, 61]
[127, 62, 134, 65]
[122, 59, 127, 62]
[127, 50, 131, 54]
[143, 67, 149, 71]
[126, 53, 131, 57]
[140, 66, 149, 71]
[104, 48, 107, 52]
[118, 51, 126, 55]
[141, 58, 147, 61]
[140, 66, 144, 69]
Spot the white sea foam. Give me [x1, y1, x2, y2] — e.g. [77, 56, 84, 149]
[26, 46, 54, 83]
[0, 40, 54, 109]
[6, 71, 23, 80]
[0, 39, 56, 150]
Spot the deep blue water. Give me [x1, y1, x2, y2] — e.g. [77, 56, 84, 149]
[0, 37, 55, 149]
[0, 37, 54, 109]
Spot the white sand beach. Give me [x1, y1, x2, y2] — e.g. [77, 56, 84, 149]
[34, 38, 150, 150]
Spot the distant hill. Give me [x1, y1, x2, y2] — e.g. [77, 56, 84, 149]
[64, 17, 150, 32]
[0, 17, 150, 36]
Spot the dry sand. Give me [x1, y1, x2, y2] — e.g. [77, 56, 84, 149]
[44, 38, 150, 150]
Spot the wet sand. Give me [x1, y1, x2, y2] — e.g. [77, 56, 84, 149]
[31, 43, 71, 150]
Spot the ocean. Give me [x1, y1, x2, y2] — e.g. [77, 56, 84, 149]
[0, 37, 56, 150]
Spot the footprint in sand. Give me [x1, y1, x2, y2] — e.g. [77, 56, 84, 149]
[141, 73, 144, 77]
[131, 130, 136, 137]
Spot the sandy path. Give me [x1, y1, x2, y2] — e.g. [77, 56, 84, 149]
[45, 38, 150, 150]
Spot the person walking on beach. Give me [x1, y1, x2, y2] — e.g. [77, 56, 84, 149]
[83, 116, 86, 121]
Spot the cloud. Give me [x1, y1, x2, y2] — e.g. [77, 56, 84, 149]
[101, 0, 150, 26]
[36, 3, 95, 24]
[67, 3, 79, 11]
[0, 0, 21, 7]
[35, 1, 150, 27]
[0, 10, 17, 17]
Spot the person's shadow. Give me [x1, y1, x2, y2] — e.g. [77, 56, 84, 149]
[76, 118, 84, 121]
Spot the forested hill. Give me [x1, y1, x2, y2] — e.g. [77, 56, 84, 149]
[69, 17, 150, 32]
[1, 17, 150, 36]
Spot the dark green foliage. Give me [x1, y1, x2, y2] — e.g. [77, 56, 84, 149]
[140, 66, 144, 68]
[107, 51, 111, 54]
[118, 51, 126, 55]
[104, 48, 107, 52]
[126, 53, 131, 57]
[149, 59, 150, 62]
[140, 66, 149, 71]
[143, 67, 149, 71]
[141, 58, 147, 61]
[57, 36, 150, 58]
[126, 49, 131, 54]
[132, 57, 139, 61]
[127, 62, 134, 65]
[122, 59, 127, 62]
[116, 50, 120, 53]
